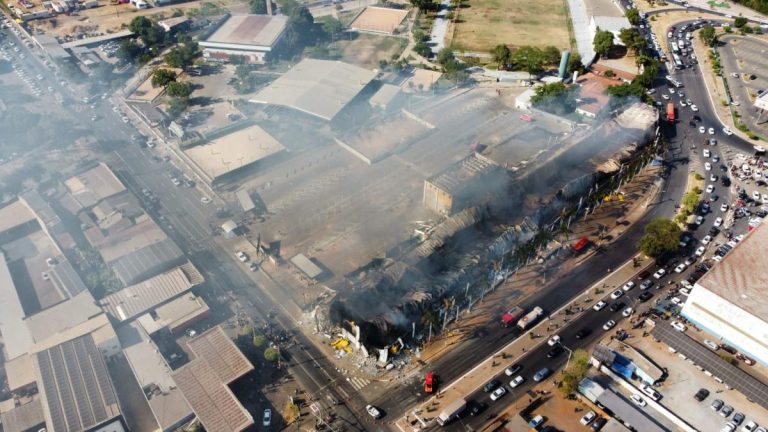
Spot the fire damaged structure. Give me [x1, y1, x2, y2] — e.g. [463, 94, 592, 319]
[324, 103, 658, 352]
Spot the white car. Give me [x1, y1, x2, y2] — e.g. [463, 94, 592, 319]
[723, 127, 733, 135]
[200, 196, 212, 204]
[691, 104, 699, 111]
[622, 307, 633, 317]
[674, 263, 687, 273]
[593, 300, 607, 311]
[699, 126, 706, 134]
[631, 394, 647, 407]
[610, 290, 624, 300]
[706, 184, 714, 194]
[731, 72, 740, 78]
[709, 127, 715, 135]
[703, 149, 711, 157]
[702, 235, 712, 245]
[671, 321, 687, 332]
[580, 411, 597, 426]
[490, 386, 507, 401]
[754, 191, 762, 201]
[680, 100, 687, 107]
[171, 177, 182, 186]
[653, 268, 666, 279]
[548, 335, 561, 346]
[714, 217, 723, 227]
[695, 215, 704, 225]
[366, 405, 382, 419]
[742, 421, 758, 432]
[509, 376, 525, 388]
[671, 296, 682, 305]
[662, 94, 670, 100]
[640, 384, 662, 401]
[603, 320, 616, 331]
[670, 88, 676, 94]
[263, 409, 271, 427]
[763, 194, 768, 204]
[695, 246, 706, 256]
[710, 174, 718, 182]
[623, 281, 635, 291]
[235, 251, 248, 262]
[705, 162, 712, 171]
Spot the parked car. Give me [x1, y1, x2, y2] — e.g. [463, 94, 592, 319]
[593, 300, 607, 311]
[603, 320, 616, 331]
[366, 405, 382, 419]
[711, 399, 724, 411]
[591, 417, 607, 431]
[623, 281, 635, 291]
[630, 394, 647, 407]
[640, 384, 661, 401]
[671, 321, 687, 332]
[533, 368, 551, 382]
[694, 388, 710, 401]
[509, 375, 524, 388]
[580, 411, 597, 426]
[610, 290, 624, 300]
[483, 379, 501, 393]
[547, 335, 561, 346]
[721, 404, 734, 417]
[490, 386, 507, 401]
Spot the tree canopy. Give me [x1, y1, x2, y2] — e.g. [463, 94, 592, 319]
[436, 48, 469, 82]
[530, 82, 577, 115]
[619, 27, 647, 55]
[128, 16, 166, 47]
[410, 0, 437, 11]
[699, 25, 718, 46]
[734, 16, 748, 28]
[166, 81, 193, 98]
[249, 0, 276, 14]
[625, 8, 641, 25]
[151, 68, 177, 88]
[164, 40, 200, 69]
[593, 29, 615, 57]
[638, 218, 682, 258]
[559, 349, 591, 396]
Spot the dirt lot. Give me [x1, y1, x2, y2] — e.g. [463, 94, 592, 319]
[334, 33, 406, 69]
[451, 0, 571, 52]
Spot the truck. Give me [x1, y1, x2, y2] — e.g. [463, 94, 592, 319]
[501, 306, 524, 327]
[436, 398, 466, 426]
[517, 306, 544, 330]
[667, 102, 675, 123]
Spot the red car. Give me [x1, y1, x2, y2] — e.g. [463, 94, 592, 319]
[425, 372, 435, 394]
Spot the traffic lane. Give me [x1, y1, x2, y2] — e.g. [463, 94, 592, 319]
[449, 290, 659, 431]
[378, 128, 690, 415]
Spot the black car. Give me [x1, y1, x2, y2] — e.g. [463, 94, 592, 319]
[483, 379, 501, 393]
[468, 400, 487, 416]
[639, 291, 654, 302]
[694, 388, 710, 401]
[721, 177, 731, 186]
[591, 417, 607, 431]
[609, 302, 625, 312]
[708, 226, 720, 236]
[575, 328, 592, 340]
[547, 346, 563, 358]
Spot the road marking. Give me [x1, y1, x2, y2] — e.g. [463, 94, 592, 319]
[347, 377, 370, 391]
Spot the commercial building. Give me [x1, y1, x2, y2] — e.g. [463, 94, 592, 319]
[201, 14, 288, 64]
[349, 6, 409, 35]
[578, 378, 666, 432]
[251, 59, 378, 121]
[592, 342, 665, 385]
[575, 72, 613, 118]
[422, 153, 506, 215]
[172, 327, 254, 432]
[183, 124, 285, 185]
[681, 222, 768, 366]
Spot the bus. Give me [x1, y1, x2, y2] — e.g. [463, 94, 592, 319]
[672, 54, 682, 69]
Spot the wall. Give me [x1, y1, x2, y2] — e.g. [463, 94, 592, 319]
[681, 286, 768, 366]
[422, 181, 453, 215]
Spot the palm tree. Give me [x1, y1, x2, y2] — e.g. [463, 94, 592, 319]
[421, 308, 440, 329]
[558, 221, 571, 241]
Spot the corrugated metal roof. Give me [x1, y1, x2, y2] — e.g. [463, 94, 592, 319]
[186, 327, 253, 384]
[695, 222, 768, 321]
[100, 263, 203, 323]
[425, 153, 502, 195]
[290, 254, 323, 279]
[35, 334, 121, 432]
[109, 237, 185, 286]
[596, 390, 668, 432]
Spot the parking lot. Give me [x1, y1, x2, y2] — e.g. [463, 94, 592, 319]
[718, 35, 768, 137]
[629, 329, 768, 431]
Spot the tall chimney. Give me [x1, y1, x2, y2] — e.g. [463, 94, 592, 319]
[266, 0, 272, 15]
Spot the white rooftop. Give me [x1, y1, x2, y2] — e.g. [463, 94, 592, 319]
[0, 253, 34, 360]
[202, 14, 287, 49]
[251, 59, 378, 121]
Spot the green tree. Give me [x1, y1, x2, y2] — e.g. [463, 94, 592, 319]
[264, 346, 279, 362]
[253, 333, 267, 348]
[567, 52, 584, 74]
[625, 8, 641, 25]
[491, 44, 511, 68]
[530, 82, 577, 115]
[129, 16, 166, 47]
[638, 218, 682, 258]
[619, 27, 647, 55]
[559, 349, 591, 396]
[167, 96, 189, 119]
[436, 47, 455, 65]
[414, 41, 432, 58]
[166, 81, 193, 98]
[319, 16, 344, 39]
[165, 41, 200, 69]
[699, 25, 718, 47]
[410, 0, 436, 11]
[250, 0, 276, 14]
[681, 191, 700, 213]
[510, 46, 546, 74]
[593, 29, 615, 58]
[734, 16, 748, 28]
[151, 68, 177, 88]
[117, 39, 142, 61]
[542, 45, 562, 65]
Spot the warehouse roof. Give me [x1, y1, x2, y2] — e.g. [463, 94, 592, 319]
[290, 253, 323, 279]
[0, 398, 45, 432]
[35, 334, 121, 432]
[108, 236, 185, 286]
[695, 222, 768, 321]
[100, 263, 203, 323]
[173, 327, 254, 432]
[25, 290, 101, 344]
[251, 59, 378, 121]
[426, 153, 502, 194]
[0, 199, 37, 236]
[0, 252, 35, 360]
[184, 124, 285, 182]
[202, 14, 287, 49]
[64, 163, 126, 210]
[596, 390, 666, 432]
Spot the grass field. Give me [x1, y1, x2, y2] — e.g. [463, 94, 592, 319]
[335, 33, 406, 69]
[451, 0, 572, 52]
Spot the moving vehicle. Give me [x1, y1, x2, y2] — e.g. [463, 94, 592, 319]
[610, 290, 624, 300]
[366, 405, 383, 419]
[501, 306, 524, 327]
[263, 409, 271, 426]
[622, 307, 633, 317]
[547, 335, 561, 346]
[671, 321, 687, 332]
[504, 363, 523, 376]
[630, 394, 647, 407]
[603, 320, 616, 330]
[483, 379, 501, 393]
[509, 375, 524, 388]
[593, 300, 607, 311]
[640, 384, 661, 401]
[436, 399, 466, 425]
[517, 306, 544, 330]
[667, 102, 675, 122]
[533, 367, 551, 382]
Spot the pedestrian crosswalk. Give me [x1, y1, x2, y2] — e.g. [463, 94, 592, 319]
[346, 376, 371, 391]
